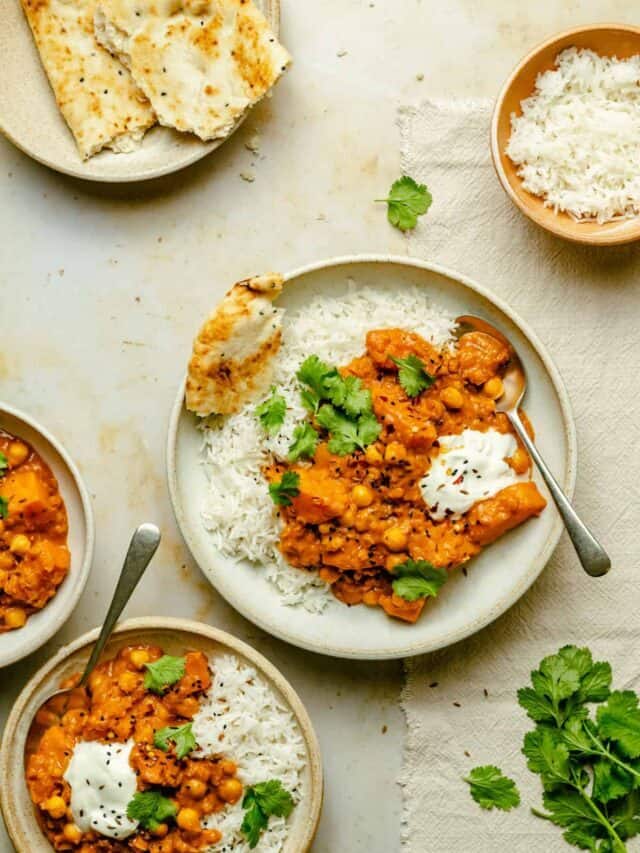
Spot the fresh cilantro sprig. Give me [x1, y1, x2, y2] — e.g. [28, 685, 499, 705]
[240, 780, 294, 849]
[153, 722, 197, 759]
[391, 354, 435, 397]
[316, 405, 381, 456]
[375, 176, 432, 231]
[0, 496, 8, 520]
[0, 452, 7, 476]
[391, 558, 448, 602]
[255, 388, 286, 436]
[297, 355, 336, 414]
[269, 471, 300, 507]
[464, 766, 521, 811]
[288, 422, 319, 462]
[127, 790, 178, 831]
[143, 655, 186, 695]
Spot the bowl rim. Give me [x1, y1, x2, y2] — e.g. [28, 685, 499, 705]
[166, 252, 578, 660]
[0, 616, 323, 852]
[0, 401, 95, 666]
[490, 22, 640, 246]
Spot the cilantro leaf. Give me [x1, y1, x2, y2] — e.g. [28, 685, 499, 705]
[127, 791, 177, 831]
[269, 471, 300, 507]
[287, 423, 319, 462]
[153, 722, 196, 760]
[0, 496, 8, 520]
[143, 655, 186, 695]
[356, 411, 382, 447]
[376, 176, 432, 231]
[580, 662, 613, 704]
[522, 727, 571, 787]
[391, 559, 448, 602]
[323, 374, 372, 418]
[597, 692, 640, 759]
[297, 356, 336, 413]
[464, 765, 520, 811]
[241, 799, 267, 848]
[317, 405, 380, 456]
[391, 354, 434, 397]
[537, 789, 605, 841]
[255, 388, 286, 436]
[241, 780, 294, 849]
[593, 759, 634, 804]
[0, 453, 7, 477]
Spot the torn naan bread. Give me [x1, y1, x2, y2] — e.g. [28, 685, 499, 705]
[94, 0, 291, 141]
[21, 0, 156, 159]
[186, 273, 284, 417]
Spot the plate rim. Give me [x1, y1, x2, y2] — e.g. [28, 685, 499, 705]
[0, 0, 281, 183]
[0, 616, 323, 853]
[167, 253, 577, 660]
[0, 400, 95, 666]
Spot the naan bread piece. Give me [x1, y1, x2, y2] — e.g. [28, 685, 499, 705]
[21, 0, 156, 159]
[186, 273, 284, 417]
[94, 0, 291, 141]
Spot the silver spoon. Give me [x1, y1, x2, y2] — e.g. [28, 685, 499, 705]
[455, 315, 610, 578]
[25, 523, 161, 760]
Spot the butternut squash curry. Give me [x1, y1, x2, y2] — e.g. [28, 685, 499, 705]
[27, 645, 244, 852]
[264, 328, 547, 623]
[0, 430, 70, 631]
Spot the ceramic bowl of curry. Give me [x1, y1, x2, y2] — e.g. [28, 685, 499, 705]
[0, 617, 323, 853]
[0, 403, 94, 667]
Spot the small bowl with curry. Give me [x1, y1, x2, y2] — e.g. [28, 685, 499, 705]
[0, 403, 94, 667]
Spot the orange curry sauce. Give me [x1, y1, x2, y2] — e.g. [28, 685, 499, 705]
[27, 645, 243, 853]
[0, 430, 70, 631]
[267, 328, 547, 623]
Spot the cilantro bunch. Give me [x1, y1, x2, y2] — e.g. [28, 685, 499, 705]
[241, 780, 294, 848]
[296, 355, 381, 456]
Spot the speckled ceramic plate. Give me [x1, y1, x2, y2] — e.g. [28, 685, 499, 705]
[0, 0, 279, 182]
[167, 255, 577, 660]
[0, 617, 323, 852]
[0, 402, 94, 667]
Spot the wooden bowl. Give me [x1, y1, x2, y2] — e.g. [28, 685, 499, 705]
[0, 617, 323, 852]
[491, 24, 640, 246]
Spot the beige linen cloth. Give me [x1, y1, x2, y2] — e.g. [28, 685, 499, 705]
[399, 99, 640, 852]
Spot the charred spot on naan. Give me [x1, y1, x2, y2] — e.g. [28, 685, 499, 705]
[186, 272, 284, 417]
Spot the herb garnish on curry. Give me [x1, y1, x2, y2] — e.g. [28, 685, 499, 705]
[263, 327, 547, 623]
[0, 430, 70, 631]
[27, 645, 295, 851]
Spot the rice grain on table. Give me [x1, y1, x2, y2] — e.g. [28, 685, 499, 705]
[200, 284, 456, 609]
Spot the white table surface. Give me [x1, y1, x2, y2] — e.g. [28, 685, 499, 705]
[0, 1, 636, 850]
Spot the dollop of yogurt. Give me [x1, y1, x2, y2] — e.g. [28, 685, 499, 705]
[420, 428, 523, 520]
[63, 740, 138, 840]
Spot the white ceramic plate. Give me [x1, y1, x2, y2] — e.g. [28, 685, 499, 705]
[0, 402, 94, 666]
[0, 618, 323, 852]
[0, 0, 279, 182]
[167, 255, 576, 660]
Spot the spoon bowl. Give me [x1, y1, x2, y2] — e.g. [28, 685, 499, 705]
[455, 314, 611, 578]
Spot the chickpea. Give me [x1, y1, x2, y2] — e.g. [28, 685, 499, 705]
[218, 777, 243, 804]
[62, 823, 83, 844]
[43, 795, 67, 820]
[0, 553, 13, 570]
[483, 377, 504, 400]
[364, 444, 383, 465]
[384, 442, 407, 463]
[354, 513, 369, 533]
[183, 778, 207, 799]
[9, 534, 30, 555]
[342, 508, 356, 527]
[118, 670, 138, 694]
[352, 484, 373, 508]
[7, 441, 29, 467]
[510, 446, 530, 475]
[383, 526, 408, 552]
[177, 807, 201, 833]
[130, 649, 150, 669]
[440, 386, 464, 410]
[362, 590, 381, 607]
[220, 759, 237, 776]
[386, 553, 408, 572]
[150, 823, 169, 838]
[5, 607, 27, 629]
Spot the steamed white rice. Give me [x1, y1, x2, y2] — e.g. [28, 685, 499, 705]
[193, 654, 307, 853]
[200, 283, 456, 609]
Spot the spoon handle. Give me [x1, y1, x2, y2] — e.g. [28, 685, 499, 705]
[79, 523, 161, 686]
[508, 412, 610, 578]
